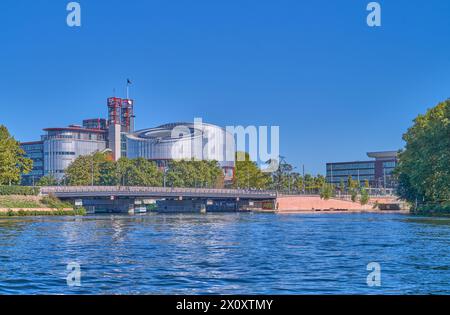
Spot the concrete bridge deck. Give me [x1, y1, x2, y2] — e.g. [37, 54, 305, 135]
[41, 186, 278, 200]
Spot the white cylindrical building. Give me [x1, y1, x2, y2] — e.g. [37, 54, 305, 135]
[125, 122, 235, 180]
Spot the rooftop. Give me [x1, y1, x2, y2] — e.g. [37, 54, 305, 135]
[366, 151, 398, 159]
[43, 126, 107, 134]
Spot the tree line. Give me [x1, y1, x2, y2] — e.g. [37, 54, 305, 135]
[0, 125, 32, 185]
[37, 151, 339, 194]
[38, 153, 226, 188]
[395, 99, 450, 214]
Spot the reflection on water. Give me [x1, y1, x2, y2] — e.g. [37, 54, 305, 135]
[0, 213, 450, 294]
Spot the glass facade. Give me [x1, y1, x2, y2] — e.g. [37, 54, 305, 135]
[43, 130, 107, 180]
[21, 128, 107, 184]
[20, 142, 44, 185]
[326, 152, 398, 188]
[326, 161, 376, 185]
[82, 118, 108, 130]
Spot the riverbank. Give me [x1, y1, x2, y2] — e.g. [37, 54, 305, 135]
[255, 209, 410, 214]
[0, 195, 85, 216]
[0, 208, 86, 216]
[275, 195, 410, 213]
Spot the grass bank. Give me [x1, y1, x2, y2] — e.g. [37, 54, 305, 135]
[0, 194, 86, 217]
[0, 208, 87, 217]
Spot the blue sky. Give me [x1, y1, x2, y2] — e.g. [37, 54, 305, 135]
[1, 0, 450, 174]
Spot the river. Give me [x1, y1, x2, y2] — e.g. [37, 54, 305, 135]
[0, 213, 449, 294]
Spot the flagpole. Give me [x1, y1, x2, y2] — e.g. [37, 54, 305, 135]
[126, 79, 132, 99]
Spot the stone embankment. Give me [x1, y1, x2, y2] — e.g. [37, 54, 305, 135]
[273, 195, 409, 213]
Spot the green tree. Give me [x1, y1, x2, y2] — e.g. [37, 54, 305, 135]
[0, 125, 32, 185]
[293, 174, 305, 193]
[233, 152, 271, 189]
[351, 189, 358, 202]
[303, 174, 315, 194]
[36, 175, 58, 186]
[339, 179, 345, 193]
[347, 175, 353, 189]
[314, 175, 327, 189]
[320, 183, 335, 200]
[395, 99, 450, 212]
[360, 188, 369, 205]
[166, 159, 224, 188]
[267, 156, 293, 191]
[346, 175, 361, 202]
[64, 152, 110, 186]
[65, 153, 164, 187]
[99, 158, 119, 186]
[118, 157, 163, 186]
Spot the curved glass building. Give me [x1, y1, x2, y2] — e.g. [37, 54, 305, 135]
[20, 97, 237, 184]
[125, 122, 235, 180]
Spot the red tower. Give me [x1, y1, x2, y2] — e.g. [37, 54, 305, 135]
[107, 97, 122, 125]
[121, 99, 134, 133]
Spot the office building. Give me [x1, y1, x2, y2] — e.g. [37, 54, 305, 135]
[326, 151, 398, 188]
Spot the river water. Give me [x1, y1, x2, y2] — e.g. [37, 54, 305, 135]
[0, 213, 449, 294]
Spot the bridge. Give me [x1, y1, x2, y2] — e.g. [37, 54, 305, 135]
[40, 186, 278, 213]
[41, 186, 277, 199]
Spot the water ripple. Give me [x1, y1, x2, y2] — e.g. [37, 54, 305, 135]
[0, 213, 449, 294]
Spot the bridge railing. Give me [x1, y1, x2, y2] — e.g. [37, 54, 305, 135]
[41, 186, 278, 197]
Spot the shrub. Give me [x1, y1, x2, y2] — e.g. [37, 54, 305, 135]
[0, 198, 41, 208]
[360, 188, 369, 205]
[41, 194, 72, 210]
[0, 186, 40, 196]
[0, 207, 86, 217]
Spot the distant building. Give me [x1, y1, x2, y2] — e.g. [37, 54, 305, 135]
[82, 118, 108, 130]
[20, 141, 44, 185]
[21, 126, 108, 184]
[125, 122, 236, 181]
[42, 126, 108, 180]
[326, 151, 398, 188]
[20, 97, 235, 184]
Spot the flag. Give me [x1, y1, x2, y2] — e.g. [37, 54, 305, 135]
[127, 79, 132, 85]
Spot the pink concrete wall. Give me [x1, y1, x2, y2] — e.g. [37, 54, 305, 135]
[276, 196, 374, 211]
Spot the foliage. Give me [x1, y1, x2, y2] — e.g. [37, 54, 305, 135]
[64, 153, 163, 187]
[320, 184, 335, 200]
[0, 197, 41, 208]
[166, 159, 223, 188]
[41, 194, 72, 209]
[36, 175, 59, 186]
[117, 157, 163, 187]
[64, 153, 224, 188]
[64, 152, 110, 186]
[261, 155, 328, 194]
[346, 175, 361, 202]
[360, 188, 369, 205]
[0, 185, 39, 196]
[351, 189, 358, 202]
[339, 179, 345, 193]
[269, 156, 294, 191]
[0, 208, 86, 217]
[0, 125, 33, 185]
[395, 99, 450, 213]
[233, 152, 271, 189]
